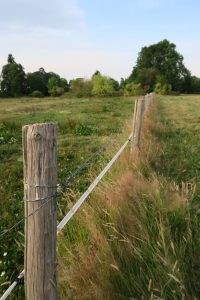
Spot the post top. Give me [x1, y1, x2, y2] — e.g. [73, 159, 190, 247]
[22, 123, 57, 130]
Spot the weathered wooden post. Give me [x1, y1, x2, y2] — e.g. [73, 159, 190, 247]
[132, 96, 145, 150]
[145, 94, 150, 112]
[23, 123, 58, 300]
[131, 98, 138, 152]
[149, 92, 155, 104]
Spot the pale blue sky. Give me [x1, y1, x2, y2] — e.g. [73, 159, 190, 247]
[0, 0, 199, 81]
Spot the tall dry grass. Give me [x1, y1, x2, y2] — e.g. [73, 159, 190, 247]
[57, 99, 200, 299]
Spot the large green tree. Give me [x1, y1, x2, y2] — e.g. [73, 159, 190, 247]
[127, 39, 191, 92]
[27, 69, 69, 96]
[0, 54, 26, 97]
[191, 76, 200, 93]
[27, 68, 49, 96]
[47, 74, 69, 96]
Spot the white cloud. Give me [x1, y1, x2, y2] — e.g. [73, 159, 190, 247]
[0, 0, 85, 33]
[0, 0, 88, 77]
[0, 0, 87, 67]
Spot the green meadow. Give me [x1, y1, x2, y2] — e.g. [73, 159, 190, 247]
[1, 94, 200, 299]
[57, 95, 200, 300]
[0, 95, 134, 296]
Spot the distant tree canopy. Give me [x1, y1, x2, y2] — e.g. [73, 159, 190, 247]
[1, 46, 200, 98]
[27, 68, 50, 96]
[69, 73, 119, 97]
[27, 69, 69, 96]
[0, 54, 70, 98]
[70, 78, 93, 97]
[127, 39, 193, 93]
[47, 75, 69, 96]
[0, 54, 26, 97]
[92, 73, 119, 96]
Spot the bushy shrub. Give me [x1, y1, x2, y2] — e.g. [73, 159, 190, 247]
[92, 75, 115, 97]
[30, 90, 44, 97]
[70, 78, 93, 97]
[47, 77, 66, 96]
[154, 82, 172, 95]
[124, 83, 146, 96]
[51, 87, 65, 96]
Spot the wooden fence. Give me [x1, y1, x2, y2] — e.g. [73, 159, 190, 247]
[0, 92, 154, 300]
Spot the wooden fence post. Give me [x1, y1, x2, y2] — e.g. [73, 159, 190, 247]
[132, 96, 145, 150]
[131, 99, 138, 152]
[145, 94, 150, 112]
[23, 123, 58, 300]
[144, 94, 148, 113]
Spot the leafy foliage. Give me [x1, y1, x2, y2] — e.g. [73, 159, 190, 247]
[190, 76, 200, 93]
[0, 54, 26, 97]
[154, 82, 172, 95]
[92, 74, 116, 96]
[127, 39, 191, 92]
[47, 73, 69, 96]
[70, 78, 93, 97]
[27, 68, 50, 96]
[1, 43, 200, 99]
[30, 90, 44, 98]
[124, 82, 146, 96]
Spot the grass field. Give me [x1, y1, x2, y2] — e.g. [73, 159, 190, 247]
[152, 95, 200, 187]
[57, 94, 200, 299]
[1, 94, 200, 299]
[147, 95, 200, 299]
[0, 95, 135, 296]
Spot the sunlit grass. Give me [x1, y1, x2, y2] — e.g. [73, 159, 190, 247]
[0, 95, 134, 297]
[1, 94, 200, 299]
[57, 95, 200, 299]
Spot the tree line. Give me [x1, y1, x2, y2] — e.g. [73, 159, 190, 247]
[0, 40, 200, 98]
[124, 39, 200, 95]
[0, 54, 69, 97]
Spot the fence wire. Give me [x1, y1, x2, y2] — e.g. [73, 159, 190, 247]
[0, 133, 133, 300]
[0, 92, 154, 300]
[0, 144, 101, 239]
[0, 133, 126, 239]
